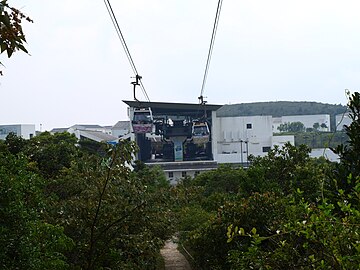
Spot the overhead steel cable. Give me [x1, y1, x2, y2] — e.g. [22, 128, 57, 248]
[199, 0, 223, 101]
[104, 0, 150, 102]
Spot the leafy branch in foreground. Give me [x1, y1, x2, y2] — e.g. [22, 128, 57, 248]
[0, 0, 33, 75]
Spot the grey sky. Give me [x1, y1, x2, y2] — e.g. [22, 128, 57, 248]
[1, 0, 359, 131]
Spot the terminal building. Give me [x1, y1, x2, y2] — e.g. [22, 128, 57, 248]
[123, 100, 294, 183]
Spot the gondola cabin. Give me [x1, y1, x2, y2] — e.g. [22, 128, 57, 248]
[191, 121, 210, 144]
[132, 108, 153, 133]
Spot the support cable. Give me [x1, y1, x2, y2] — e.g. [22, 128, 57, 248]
[104, 0, 150, 102]
[199, 0, 223, 101]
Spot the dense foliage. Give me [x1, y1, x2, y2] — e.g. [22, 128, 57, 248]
[294, 131, 348, 149]
[0, 134, 174, 269]
[175, 92, 360, 269]
[277, 121, 305, 133]
[1, 91, 359, 269]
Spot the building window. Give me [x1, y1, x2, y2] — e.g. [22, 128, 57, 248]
[182, 171, 187, 177]
[262, 146, 271, 153]
[246, 123, 252, 129]
[168, 172, 173, 178]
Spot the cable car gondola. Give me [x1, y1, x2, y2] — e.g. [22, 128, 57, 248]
[191, 121, 210, 144]
[132, 107, 153, 133]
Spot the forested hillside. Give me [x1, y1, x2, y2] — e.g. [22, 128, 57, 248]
[217, 101, 347, 130]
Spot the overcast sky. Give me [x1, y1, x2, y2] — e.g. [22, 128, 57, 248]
[1, 0, 360, 131]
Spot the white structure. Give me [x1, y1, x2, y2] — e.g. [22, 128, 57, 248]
[213, 115, 294, 164]
[68, 124, 110, 134]
[111, 121, 131, 138]
[335, 113, 352, 131]
[0, 124, 36, 140]
[272, 135, 295, 148]
[311, 148, 339, 162]
[51, 124, 118, 143]
[273, 114, 331, 132]
[71, 129, 118, 143]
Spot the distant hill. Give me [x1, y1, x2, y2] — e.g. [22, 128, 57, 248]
[216, 101, 347, 131]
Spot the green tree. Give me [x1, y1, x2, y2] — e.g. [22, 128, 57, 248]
[277, 122, 289, 132]
[25, 132, 79, 178]
[278, 122, 305, 133]
[0, 0, 33, 75]
[226, 92, 360, 269]
[193, 164, 247, 197]
[288, 121, 305, 132]
[4, 132, 27, 155]
[0, 151, 73, 270]
[47, 140, 174, 269]
[331, 91, 360, 199]
[320, 122, 328, 129]
[313, 122, 320, 131]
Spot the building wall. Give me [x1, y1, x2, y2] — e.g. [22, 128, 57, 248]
[273, 114, 331, 132]
[311, 148, 339, 162]
[112, 128, 129, 138]
[165, 169, 209, 185]
[272, 135, 295, 148]
[336, 113, 352, 131]
[0, 124, 35, 140]
[214, 115, 274, 163]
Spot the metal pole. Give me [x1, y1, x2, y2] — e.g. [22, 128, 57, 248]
[245, 141, 249, 166]
[240, 140, 243, 165]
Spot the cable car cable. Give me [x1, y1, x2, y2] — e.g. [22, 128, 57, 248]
[199, 0, 223, 101]
[104, 0, 150, 102]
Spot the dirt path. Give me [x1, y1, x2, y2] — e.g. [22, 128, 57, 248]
[160, 238, 192, 270]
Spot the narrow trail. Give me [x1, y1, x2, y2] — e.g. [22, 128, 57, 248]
[160, 238, 192, 270]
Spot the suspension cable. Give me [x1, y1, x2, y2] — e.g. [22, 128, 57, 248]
[104, 0, 150, 102]
[199, 0, 223, 101]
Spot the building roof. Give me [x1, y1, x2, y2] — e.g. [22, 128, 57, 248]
[71, 124, 104, 129]
[50, 127, 69, 133]
[79, 130, 117, 142]
[123, 100, 223, 117]
[112, 121, 130, 130]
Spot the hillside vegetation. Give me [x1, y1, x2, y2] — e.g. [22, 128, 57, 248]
[1, 94, 359, 269]
[175, 93, 360, 269]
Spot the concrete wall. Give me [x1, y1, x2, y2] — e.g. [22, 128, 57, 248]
[164, 169, 212, 185]
[214, 115, 274, 163]
[272, 135, 295, 148]
[336, 113, 352, 131]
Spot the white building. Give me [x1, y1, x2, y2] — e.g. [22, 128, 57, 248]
[111, 121, 131, 138]
[51, 124, 118, 143]
[67, 124, 110, 134]
[335, 113, 352, 131]
[273, 114, 331, 132]
[213, 115, 294, 164]
[311, 148, 339, 162]
[0, 124, 36, 140]
[272, 135, 295, 148]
